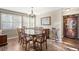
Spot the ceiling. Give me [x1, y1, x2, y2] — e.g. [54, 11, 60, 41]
[1, 7, 61, 15]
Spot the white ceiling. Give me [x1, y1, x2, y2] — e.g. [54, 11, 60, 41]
[1, 7, 61, 15]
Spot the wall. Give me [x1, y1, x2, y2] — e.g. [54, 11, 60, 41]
[36, 9, 63, 42]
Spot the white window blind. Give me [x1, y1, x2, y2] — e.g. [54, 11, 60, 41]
[23, 16, 29, 27]
[1, 13, 22, 29]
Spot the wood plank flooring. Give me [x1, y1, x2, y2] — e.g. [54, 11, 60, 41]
[0, 37, 79, 51]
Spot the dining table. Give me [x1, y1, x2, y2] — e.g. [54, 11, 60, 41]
[25, 28, 43, 49]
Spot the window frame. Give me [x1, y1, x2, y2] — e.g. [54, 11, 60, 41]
[1, 13, 23, 30]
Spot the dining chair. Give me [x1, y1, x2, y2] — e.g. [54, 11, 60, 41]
[36, 29, 47, 50]
[17, 28, 23, 44]
[17, 27, 33, 50]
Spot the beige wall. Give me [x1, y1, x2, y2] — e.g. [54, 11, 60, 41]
[36, 9, 63, 42]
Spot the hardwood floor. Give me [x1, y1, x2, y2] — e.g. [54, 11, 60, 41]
[63, 37, 79, 50]
[0, 37, 79, 51]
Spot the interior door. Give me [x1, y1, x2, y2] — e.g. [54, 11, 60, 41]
[64, 15, 77, 38]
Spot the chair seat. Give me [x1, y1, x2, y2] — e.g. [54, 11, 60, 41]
[36, 39, 46, 43]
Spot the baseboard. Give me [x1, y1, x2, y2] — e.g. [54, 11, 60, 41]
[8, 36, 18, 40]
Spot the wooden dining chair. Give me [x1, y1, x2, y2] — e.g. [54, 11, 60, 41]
[17, 27, 33, 50]
[17, 28, 23, 44]
[17, 27, 26, 44]
[36, 29, 47, 50]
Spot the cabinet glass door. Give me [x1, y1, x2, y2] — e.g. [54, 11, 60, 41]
[64, 15, 77, 38]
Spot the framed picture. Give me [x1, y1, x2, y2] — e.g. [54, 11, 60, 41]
[41, 16, 51, 25]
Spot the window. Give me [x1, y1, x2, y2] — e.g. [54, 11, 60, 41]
[1, 13, 22, 29]
[1, 13, 13, 29]
[12, 15, 22, 29]
[23, 16, 29, 27]
[29, 16, 36, 28]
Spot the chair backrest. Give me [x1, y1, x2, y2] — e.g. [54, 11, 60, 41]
[17, 27, 26, 41]
[42, 29, 47, 39]
[36, 29, 47, 42]
[17, 28, 21, 37]
[35, 27, 47, 42]
[42, 29, 50, 39]
[34, 27, 43, 34]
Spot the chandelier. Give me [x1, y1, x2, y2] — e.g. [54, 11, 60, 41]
[28, 7, 36, 34]
[29, 7, 36, 17]
[28, 7, 36, 28]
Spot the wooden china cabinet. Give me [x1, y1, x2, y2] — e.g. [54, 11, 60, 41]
[63, 15, 78, 39]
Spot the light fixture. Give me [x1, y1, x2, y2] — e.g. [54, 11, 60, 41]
[28, 7, 36, 34]
[29, 7, 35, 17]
[28, 7, 36, 28]
[65, 8, 70, 11]
[63, 8, 71, 12]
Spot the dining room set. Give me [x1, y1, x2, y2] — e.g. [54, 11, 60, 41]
[17, 27, 50, 51]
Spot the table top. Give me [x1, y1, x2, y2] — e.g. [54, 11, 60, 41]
[28, 32, 45, 35]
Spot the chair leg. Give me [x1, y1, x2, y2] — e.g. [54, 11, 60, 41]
[21, 40, 24, 46]
[28, 42, 30, 50]
[25, 43, 27, 51]
[46, 41, 47, 50]
[40, 43, 42, 51]
[19, 40, 21, 45]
